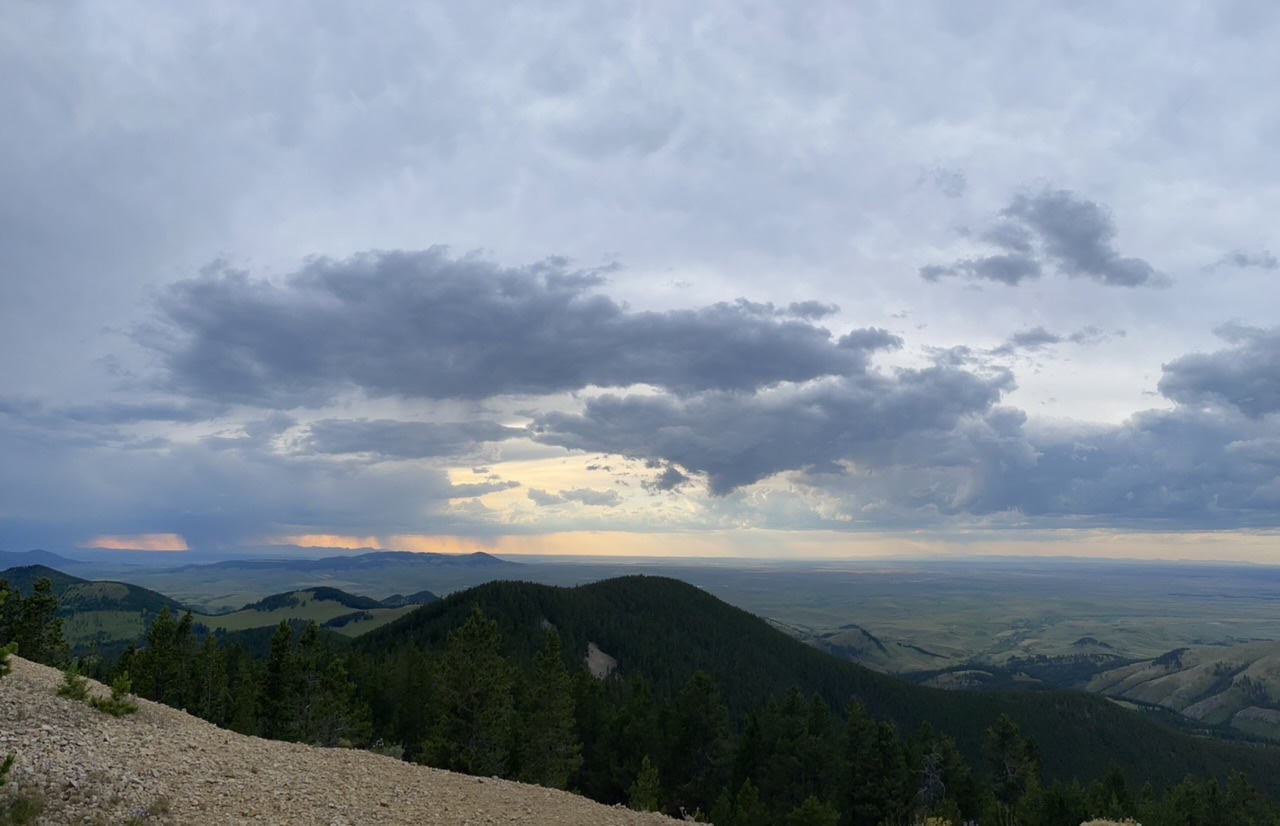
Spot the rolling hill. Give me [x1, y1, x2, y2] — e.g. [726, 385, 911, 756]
[1087, 640, 1280, 742]
[201, 587, 420, 637]
[1, 564, 185, 615]
[356, 575, 1280, 797]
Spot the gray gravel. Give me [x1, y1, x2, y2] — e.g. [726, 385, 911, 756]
[1, 656, 681, 825]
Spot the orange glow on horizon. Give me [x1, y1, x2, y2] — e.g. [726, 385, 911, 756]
[83, 533, 190, 552]
[267, 535, 385, 550]
[253, 529, 1279, 564]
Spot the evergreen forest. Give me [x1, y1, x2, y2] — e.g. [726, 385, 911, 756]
[4, 573, 1280, 825]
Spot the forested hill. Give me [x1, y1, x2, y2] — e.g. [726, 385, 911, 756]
[0, 564, 186, 615]
[357, 575, 1280, 796]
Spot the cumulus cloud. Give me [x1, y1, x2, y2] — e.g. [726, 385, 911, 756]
[142, 250, 894, 407]
[533, 364, 1013, 495]
[922, 188, 1161, 287]
[1158, 324, 1280, 418]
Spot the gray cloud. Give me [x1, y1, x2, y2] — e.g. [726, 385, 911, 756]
[786, 404, 1280, 530]
[1158, 325, 1280, 418]
[143, 250, 893, 407]
[922, 189, 1161, 287]
[533, 364, 1013, 495]
[989, 325, 1122, 355]
[1215, 249, 1279, 270]
[305, 418, 525, 460]
[527, 487, 620, 507]
[991, 327, 1061, 355]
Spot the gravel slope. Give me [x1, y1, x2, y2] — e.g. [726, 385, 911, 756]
[1, 656, 680, 825]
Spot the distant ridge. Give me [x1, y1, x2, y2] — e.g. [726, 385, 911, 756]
[171, 550, 519, 573]
[0, 549, 85, 569]
[0, 564, 186, 615]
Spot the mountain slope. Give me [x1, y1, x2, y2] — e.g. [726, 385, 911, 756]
[1, 564, 186, 615]
[0, 656, 677, 825]
[1088, 640, 1280, 742]
[0, 549, 84, 569]
[358, 575, 1280, 796]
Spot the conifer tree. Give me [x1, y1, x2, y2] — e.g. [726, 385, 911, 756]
[518, 628, 582, 789]
[786, 796, 840, 826]
[193, 635, 229, 725]
[13, 578, 67, 667]
[664, 671, 731, 815]
[260, 620, 299, 740]
[421, 605, 515, 777]
[733, 778, 769, 826]
[0, 583, 15, 679]
[628, 755, 661, 812]
[0, 584, 15, 787]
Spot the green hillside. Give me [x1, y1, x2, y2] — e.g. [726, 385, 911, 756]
[204, 588, 416, 637]
[357, 575, 1280, 797]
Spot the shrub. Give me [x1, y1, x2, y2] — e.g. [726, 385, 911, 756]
[57, 663, 91, 701]
[90, 672, 139, 717]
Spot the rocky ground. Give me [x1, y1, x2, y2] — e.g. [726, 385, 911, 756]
[0, 656, 681, 825]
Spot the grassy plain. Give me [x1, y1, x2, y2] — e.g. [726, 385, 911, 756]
[61, 553, 1280, 740]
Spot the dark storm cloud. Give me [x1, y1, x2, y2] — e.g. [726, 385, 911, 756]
[532, 364, 1013, 495]
[304, 418, 525, 460]
[1001, 408, 1280, 528]
[144, 249, 891, 407]
[792, 403, 1280, 530]
[1158, 325, 1280, 418]
[0, 413, 499, 550]
[921, 189, 1160, 287]
[0, 397, 228, 427]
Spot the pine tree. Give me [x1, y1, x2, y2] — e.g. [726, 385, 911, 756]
[664, 671, 731, 815]
[0, 583, 16, 679]
[193, 635, 229, 725]
[14, 578, 67, 667]
[421, 605, 515, 777]
[518, 629, 582, 789]
[0, 584, 15, 787]
[260, 620, 299, 740]
[786, 796, 840, 826]
[628, 755, 661, 812]
[733, 778, 769, 826]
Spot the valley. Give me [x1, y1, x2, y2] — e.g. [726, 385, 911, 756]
[6, 550, 1280, 745]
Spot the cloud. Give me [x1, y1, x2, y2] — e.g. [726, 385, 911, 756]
[921, 188, 1161, 287]
[533, 364, 1013, 495]
[142, 250, 894, 407]
[527, 487, 620, 507]
[304, 418, 525, 459]
[82, 533, 189, 551]
[989, 325, 1122, 355]
[1158, 324, 1280, 418]
[991, 327, 1061, 355]
[1215, 249, 1278, 270]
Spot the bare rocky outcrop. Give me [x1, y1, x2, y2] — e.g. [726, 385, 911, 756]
[0, 657, 678, 825]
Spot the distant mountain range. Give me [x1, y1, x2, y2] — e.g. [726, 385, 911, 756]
[170, 550, 518, 573]
[0, 549, 85, 569]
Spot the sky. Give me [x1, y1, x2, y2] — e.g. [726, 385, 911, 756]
[1, 1, 1278, 562]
